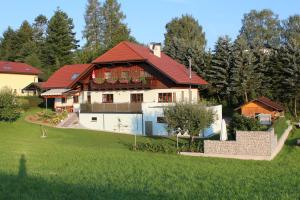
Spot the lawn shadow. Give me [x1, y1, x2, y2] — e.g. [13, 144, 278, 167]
[0, 154, 169, 200]
[18, 154, 27, 179]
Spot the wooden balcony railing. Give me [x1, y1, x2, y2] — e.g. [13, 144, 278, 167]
[80, 103, 142, 113]
[89, 77, 153, 91]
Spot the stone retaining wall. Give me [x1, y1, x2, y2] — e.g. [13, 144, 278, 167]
[204, 129, 277, 157]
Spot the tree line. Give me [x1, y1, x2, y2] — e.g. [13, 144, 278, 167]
[0, 2, 299, 115]
[163, 10, 300, 116]
[0, 0, 134, 79]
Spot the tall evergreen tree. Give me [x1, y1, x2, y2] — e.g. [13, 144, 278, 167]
[279, 39, 300, 116]
[0, 27, 18, 61]
[33, 15, 48, 45]
[101, 0, 133, 49]
[163, 15, 206, 75]
[83, 0, 103, 51]
[15, 20, 37, 62]
[207, 36, 233, 103]
[44, 8, 78, 75]
[231, 37, 257, 103]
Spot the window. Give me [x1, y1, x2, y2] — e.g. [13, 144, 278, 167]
[121, 71, 129, 79]
[102, 94, 113, 103]
[61, 97, 66, 104]
[104, 72, 111, 80]
[91, 117, 97, 122]
[71, 73, 79, 80]
[87, 93, 91, 104]
[73, 96, 79, 103]
[157, 117, 166, 123]
[131, 93, 143, 103]
[158, 93, 172, 102]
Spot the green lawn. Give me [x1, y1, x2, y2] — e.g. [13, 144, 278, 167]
[273, 117, 289, 138]
[0, 110, 300, 199]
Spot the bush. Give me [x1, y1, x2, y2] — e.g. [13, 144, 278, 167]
[229, 113, 267, 137]
[164, 103, 215, 136]
[132, 142, 177, 154]
[18, 98, 30, 111]
[37, 110, 68, 125]
[0, 87, 21, 121]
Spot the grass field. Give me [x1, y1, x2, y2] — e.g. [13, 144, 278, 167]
[0, 109, 300, 199]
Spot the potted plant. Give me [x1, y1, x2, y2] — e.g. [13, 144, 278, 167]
[107, 77, 118, 84]
[140, 76, 147, 84]
[94, 77, 104, 84]
[119, 77, 130, 84]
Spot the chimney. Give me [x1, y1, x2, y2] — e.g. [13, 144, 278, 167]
[149, 42, 161, 58]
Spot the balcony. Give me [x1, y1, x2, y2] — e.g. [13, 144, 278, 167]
[80, 103, 142, 113]
[89, 77, 153, 91]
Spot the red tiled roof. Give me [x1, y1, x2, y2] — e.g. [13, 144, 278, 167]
[42, 64, 92, 89]
[0, 61, 41, 75]
[92, 41, 207, 85]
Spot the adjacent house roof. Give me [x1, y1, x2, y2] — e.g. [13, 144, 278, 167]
[42, 64, 92, 89]
[0, 61, 41, 75]
[41, 88, 71, 96]
[92, 41, 207, 85]
[235, 96, 284, 111]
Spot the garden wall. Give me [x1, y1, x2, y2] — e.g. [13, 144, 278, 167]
[204, 129, 277, 157]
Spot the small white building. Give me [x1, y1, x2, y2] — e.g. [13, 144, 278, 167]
[42, 41, 222, 136]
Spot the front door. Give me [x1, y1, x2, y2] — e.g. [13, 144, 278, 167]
[145, 121, 153, 136]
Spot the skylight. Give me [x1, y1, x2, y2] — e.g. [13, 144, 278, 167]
[71, 73, 80, 80]
[3, 64, 12, 70]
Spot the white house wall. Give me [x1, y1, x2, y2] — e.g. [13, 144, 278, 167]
[81, 88, 199, 104]
[79, 113, 143, 134]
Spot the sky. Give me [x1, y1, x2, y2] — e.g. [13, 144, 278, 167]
[0, 0, 299, 49]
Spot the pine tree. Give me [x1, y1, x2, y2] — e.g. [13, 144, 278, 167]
[15, 21, 37, 62]
[44, 8, 78, 74]
[101, 0, 132, 49]
[163, 15, 206, 75]
[83, 0, 103, 51]
[231, 37, 257, 103]
[279, 39, 300, 116]
[0, 27, 18, 61]
[33, 15, 48, 44]
[251, 47, 273, 97]
[207, 36, 233, 103]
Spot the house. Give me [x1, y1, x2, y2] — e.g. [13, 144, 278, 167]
[41, 64, 92, 112]
[235, 96, 284, 120]
[0, 61, 41, 95]
[41, 41, 222, 135]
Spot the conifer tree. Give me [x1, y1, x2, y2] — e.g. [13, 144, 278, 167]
[231, 37, 257, 103]
[207, 36, 233, 103]
[101, 0, 133, 49]
[44, 8, 78, 74]
[163, 15, 206, 75]
[0, 27, 18, 61]
[15, 21, 37, 62]
[279, 39, 300, 116]
[83, 0, 103, 51]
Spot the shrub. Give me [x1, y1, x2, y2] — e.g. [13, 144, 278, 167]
[164, 103, 215, 136]
[18, 98, 30, 111]
[132, 142, 177, 154]
[229, 113, 267, 137]
[0, 87, 21, 121]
